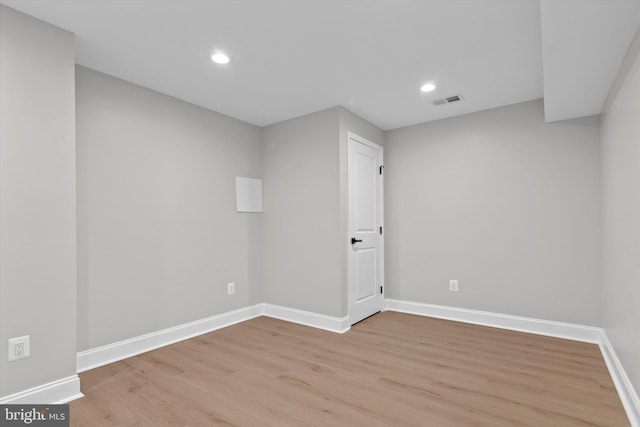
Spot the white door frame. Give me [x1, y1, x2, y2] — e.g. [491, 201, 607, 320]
[347, 132, 384, 325]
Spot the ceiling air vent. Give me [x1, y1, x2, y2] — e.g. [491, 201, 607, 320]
[433, 94, 463, 106]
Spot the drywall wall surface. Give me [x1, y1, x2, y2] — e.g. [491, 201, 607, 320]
[76, 66, 262, 351]
[601, 26, 640, 402]
[385, 99, 601, 325]
[338, 107, 385, 150]
[262, 107, 343, 317]
[0, 6, 77, 397]
[338, 107, 385, 315]
[603, 26, 640, 115]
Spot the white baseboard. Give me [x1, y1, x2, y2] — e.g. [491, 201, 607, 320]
[600, 332, 640, 427]
[76, 304, 264, 372]
[384, 298, 602, 343]
[11, 299, 633, 425]
[0, 303, 349, 405]
[0, 375, 82, 404]
[77, 303, 348, 374]
[262, 303, 350, 333]
[384, 298, 639, 426]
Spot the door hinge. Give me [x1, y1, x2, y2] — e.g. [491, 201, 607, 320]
[379, 226, 382, 235]
[379, 165, 384, 175]
[380, 286, 383, 294]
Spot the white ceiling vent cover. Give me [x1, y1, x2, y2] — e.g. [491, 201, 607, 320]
[433, 95, 463, 106]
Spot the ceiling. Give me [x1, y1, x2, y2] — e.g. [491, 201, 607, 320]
[2, 0, 639, 130]
[541, 0, 640, 122]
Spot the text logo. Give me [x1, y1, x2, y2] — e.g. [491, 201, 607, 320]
[0, 405, 68, 426]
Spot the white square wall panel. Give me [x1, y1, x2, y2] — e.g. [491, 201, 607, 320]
[236, 177, 263, 213]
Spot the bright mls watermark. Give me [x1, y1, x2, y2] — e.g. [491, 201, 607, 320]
[0, 405, 68, 426]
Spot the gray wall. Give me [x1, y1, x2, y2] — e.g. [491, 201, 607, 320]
[0, 6, 77, 397]
[76, 67, 262, 351]
[601, 27, 640, 400]
[262, 108, 343, 316]
[385, 100, 601, 326]
[262, 107, 383, 318]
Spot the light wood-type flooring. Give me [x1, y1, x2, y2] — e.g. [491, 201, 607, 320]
[70, 311, 629, 426]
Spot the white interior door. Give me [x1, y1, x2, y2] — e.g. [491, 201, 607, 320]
[348, 133, 384, 325]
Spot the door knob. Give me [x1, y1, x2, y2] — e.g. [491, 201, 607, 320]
[351, 237, 363, 244]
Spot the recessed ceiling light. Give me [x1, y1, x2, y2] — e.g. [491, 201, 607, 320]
[211, 52, 230, 64]
[420, 83, 436, 92]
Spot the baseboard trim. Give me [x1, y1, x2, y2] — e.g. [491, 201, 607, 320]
[262, 303, 350, 333]
[600, 332, 640, 427]
[384, 298, 639, 426]
[72, 298, 639, 425]
[76, 304, 264, 373]
[77, 303, 348, 374]
[384, 299, 601, 343]
[0, 375, 82, 404]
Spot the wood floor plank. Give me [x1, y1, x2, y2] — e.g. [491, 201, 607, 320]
[70, 312, 629, 426]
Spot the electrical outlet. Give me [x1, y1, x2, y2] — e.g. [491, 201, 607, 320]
[449, 280, 459, 292]
[8, 335, 30, 361]
[227, 282, 235, 295]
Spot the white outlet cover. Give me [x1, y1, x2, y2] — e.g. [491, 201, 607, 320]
[8, 335, 30, 361]
[449, 280, 459, 292]
[227, 282, 235, 295]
